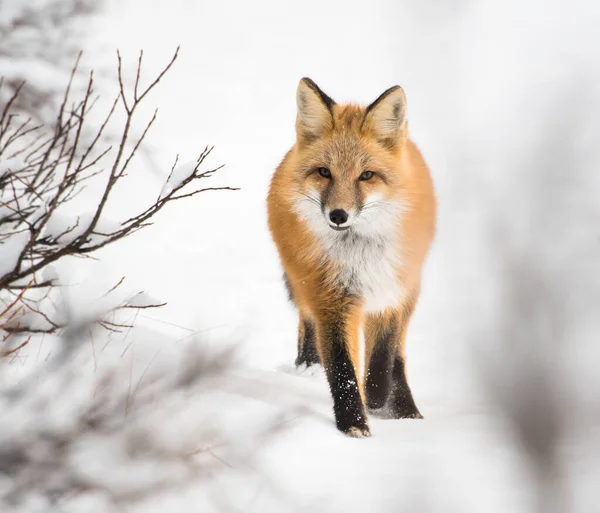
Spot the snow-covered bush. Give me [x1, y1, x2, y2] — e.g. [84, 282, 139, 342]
[0, 0, 98, 125]
[0, 48, 235, 344]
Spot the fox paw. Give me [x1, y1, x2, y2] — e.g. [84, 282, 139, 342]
[391, 409, 423, 420]
[343, 425, 372, 438]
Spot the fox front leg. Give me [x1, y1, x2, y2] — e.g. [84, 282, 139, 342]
[317, 310, 370, 438]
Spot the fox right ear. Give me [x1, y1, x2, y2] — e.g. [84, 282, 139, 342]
[296, 78, 335, 143]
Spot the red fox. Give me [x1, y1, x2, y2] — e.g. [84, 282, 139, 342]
[267, 78, 436, 437]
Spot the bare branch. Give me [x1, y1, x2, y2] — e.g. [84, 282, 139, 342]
[0, 47, 235, 338]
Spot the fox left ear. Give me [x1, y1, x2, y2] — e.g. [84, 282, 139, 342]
[363, 86, 407, 149]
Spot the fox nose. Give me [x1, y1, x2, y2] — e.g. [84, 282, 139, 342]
[329, 209, 349, 225]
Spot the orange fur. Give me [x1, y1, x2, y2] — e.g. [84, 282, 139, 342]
[267, 78, 436, 436]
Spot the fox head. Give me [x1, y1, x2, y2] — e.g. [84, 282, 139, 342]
[291, 78, 409, 239]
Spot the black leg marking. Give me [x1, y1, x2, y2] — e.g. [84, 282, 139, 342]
[389, 355, 422, 419]
[295, 320, 320, 367]
[366, 323, 395, 410]
[323, 321, 370, 437]
[283, 273, 294, 304]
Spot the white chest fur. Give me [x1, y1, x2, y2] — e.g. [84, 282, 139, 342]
[322, 232, 403, 313]
[292, 191, 405, 313]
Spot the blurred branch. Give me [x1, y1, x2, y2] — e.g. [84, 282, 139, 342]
[0, 0, 98, 125]
[0, 340, 288, 510]
[473, 84, 599, 513]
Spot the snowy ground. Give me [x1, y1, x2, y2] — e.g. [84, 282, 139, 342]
[4, 0, 600, 511]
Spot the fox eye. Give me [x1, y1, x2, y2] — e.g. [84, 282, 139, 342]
[359, 170, 375, 181]
[317, 167, 331, 178]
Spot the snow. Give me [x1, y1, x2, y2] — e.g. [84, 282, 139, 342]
[125, 291, 162, 308]
[160, 160, 197, 198]
[0, 58, 67, 91]
[42, 211, 122, 245]
[0, 230, 29, 279]
[2, 0, 600, 511]
[0, 0, 94, 126]
[0, 156, 25, 176]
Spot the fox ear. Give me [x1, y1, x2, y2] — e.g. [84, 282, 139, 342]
[363, 86, 407, 149]
[296, 78, 335, 143]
